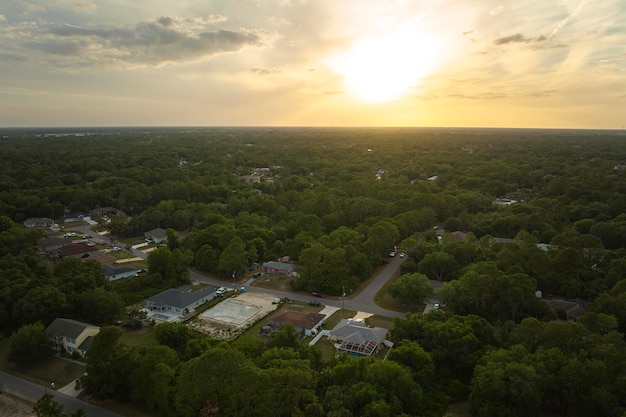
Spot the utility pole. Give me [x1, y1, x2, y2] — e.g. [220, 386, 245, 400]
[341, 286, 345, 320]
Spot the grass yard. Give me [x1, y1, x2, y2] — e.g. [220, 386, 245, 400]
[0, 340, 84, 388]
[119, 325, 157, 346]
[365, 315, 395, 329]
[251, 274, 295, 292]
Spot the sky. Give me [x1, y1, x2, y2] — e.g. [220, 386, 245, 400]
[0, 0, 625, 128]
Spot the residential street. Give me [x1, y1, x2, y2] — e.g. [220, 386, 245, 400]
[0, 371, 124, 417]
[70, 225, 408, 319]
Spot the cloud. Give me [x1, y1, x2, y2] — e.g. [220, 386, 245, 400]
[529, 89, 558, 97]
[494, 33, 547, 45]
[489, 5, 504, 15]
[450, 92, 508, 100]
[7, 0, 95, 15]
[250, 67, 282, 75]
[4, 16, 275, 68]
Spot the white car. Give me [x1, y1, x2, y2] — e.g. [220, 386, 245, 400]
[434, 303, 440, 309]
[389, 251, 396, 257]
[399, 253, 406, 258]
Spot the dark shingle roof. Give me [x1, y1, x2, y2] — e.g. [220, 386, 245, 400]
[78, 336, 95, 351]
[145, 228, 167, 239]
[146, 286, 214, 309]
[102, 264, 137, 277]
[46, 318, 99, 339]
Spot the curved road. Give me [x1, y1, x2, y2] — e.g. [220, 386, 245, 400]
[69, 225, 409, 319]
[6, 226, 408, 416]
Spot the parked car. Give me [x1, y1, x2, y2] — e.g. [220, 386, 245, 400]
[399, 252, 406, 258]
[434, 303, 440, 309]
[308, 300, 321, 306]
[252, 272, 262, 278]
[312, 292, 325, 298]
[389, 251, 396, 257]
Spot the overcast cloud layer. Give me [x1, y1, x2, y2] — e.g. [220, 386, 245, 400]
[0, 0, 624, 128]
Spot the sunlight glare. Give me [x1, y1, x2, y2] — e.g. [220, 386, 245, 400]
[328, 30, 442, 102]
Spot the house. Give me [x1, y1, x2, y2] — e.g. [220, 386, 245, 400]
[89, 207, 124, 219]
[102, 264, 138, 281]
[57, 242, 97, 258]
[145, 286, 215, 321]
[63, 212, 91, 223]
[545, 299, 587, 321]
[144, 228, 168, 244]
[46, 318, 100, 357]
[328, 319, 388, 357]
[23, 217, 54, 228]
[39, 237, 72, 254]
[261, 260, 298, 277]
[268, 310, 326, 337]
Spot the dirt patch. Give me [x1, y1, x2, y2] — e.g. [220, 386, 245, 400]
[0, 393, 34, 417]
[189, 292, 279, 340]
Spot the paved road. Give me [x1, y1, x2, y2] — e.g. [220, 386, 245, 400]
[0, 371, 124, 417]
[70, 225, 408, 318]
[190, 256, 408, 319]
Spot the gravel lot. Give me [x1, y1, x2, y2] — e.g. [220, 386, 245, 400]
[0, 393, 34, 417]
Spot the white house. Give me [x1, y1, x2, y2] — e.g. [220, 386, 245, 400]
[63, 212, 91, 223]
[144, 228, 168, 244]
[328, 319, 388, 357]
[46, 318, 100, 357]
[102, 264, 138, 281]
[145, 286, 215, 321]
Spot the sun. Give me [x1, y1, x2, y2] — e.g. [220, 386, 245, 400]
[328, 30, 442, 102]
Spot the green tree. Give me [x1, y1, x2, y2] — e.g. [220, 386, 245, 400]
[12, 285, 68, 327]
[76, 288, 123, 324]
[417, 251, 459, 281]
[388, 273, 433, 305]
[83, 326, 131, 400]
[217, 236, 247, 277]
[8, 322, 52, 367]
[470, 348, 542, 417]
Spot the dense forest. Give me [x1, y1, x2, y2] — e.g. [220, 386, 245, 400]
[2, 127, 626, 417]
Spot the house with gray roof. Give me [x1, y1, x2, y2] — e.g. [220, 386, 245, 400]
[328, 319, 388, 357]
[63, 212, 91, 223]
[144, 228, 168, 244]
[24, 217, 54, 228]
[145, 286, 215, 322]
[39, 237, 72, 254]
[46, 318, 100, 357]
[102, 264, 138, 281]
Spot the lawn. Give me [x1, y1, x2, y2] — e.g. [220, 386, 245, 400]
[119, 325, 157, 346]
[251, 274, 295, 292]
[0, 340, 85, 388]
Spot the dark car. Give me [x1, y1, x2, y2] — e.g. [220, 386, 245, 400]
[308, 300, 321, 306]
[311, 292, 325, 298]
[252, 272, 262, 278]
